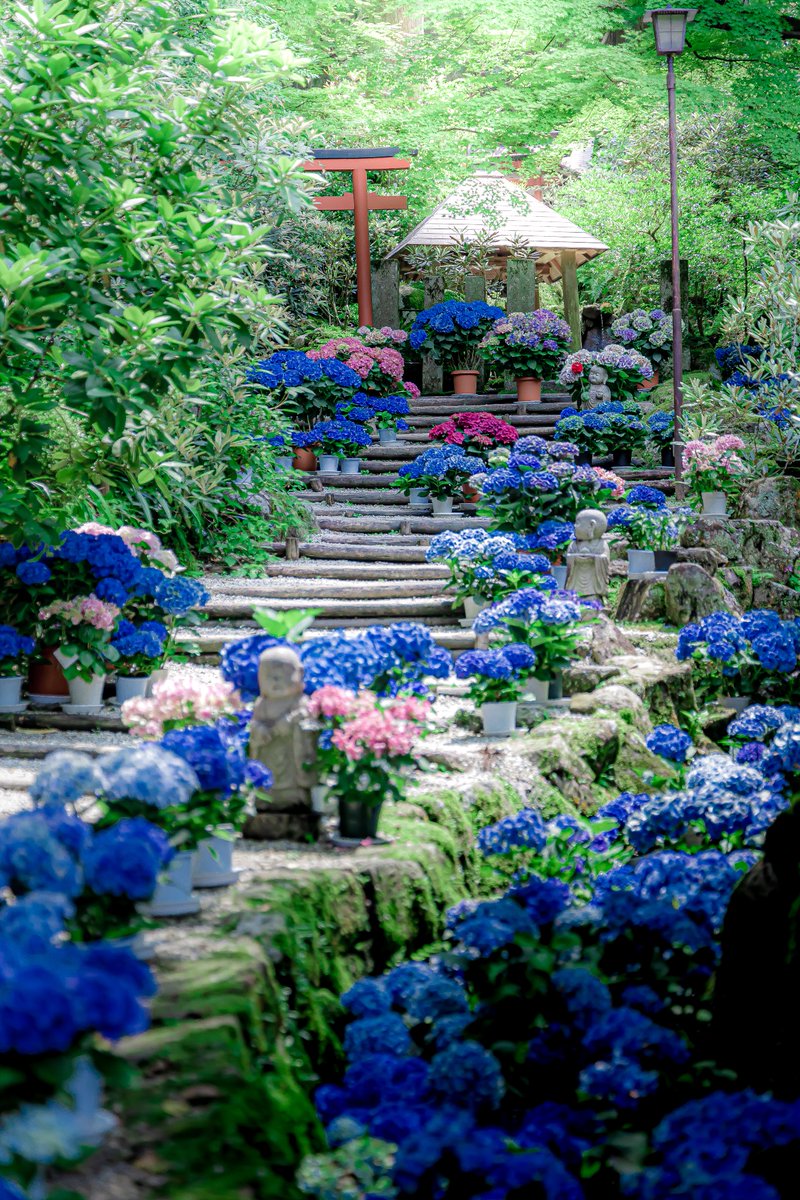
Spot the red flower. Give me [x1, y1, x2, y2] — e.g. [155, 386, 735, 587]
[571, 363, 584, 375]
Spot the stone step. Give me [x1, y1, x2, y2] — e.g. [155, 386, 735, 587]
[297, 543, 430, 563]
[405, 413, 561, 430]
[185, 624, 476, 655]
[317, 530, 433, 544]
[203, 577, 449, 606]
[205, 593, 458, 621]
[261, 560, 449, 581]
[316, 515, 490, 534]
[305, 473, 401, 488]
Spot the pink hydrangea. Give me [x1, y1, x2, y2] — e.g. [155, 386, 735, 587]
[308, 685, 360, 719]
[121, 676, 242, 737]
[592, 468, 626, 499]
[404, 381, 421, 399]
[332, 709, 417, 762]
[347, 351, 376, 379]
[429, 412, 518, 447]
[39, 595, 120, 631]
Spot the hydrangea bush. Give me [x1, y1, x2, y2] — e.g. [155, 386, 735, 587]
[558, 344, 654, 404]
[395, 445, 484, 500]
[684, 434, 749, 505]
[425, 529, 556, 605]
[408, 301, 505, 371]
[610, 308, 673, 369]
[428, 411, 518, 457]
[477, 310, 572, 380]
[246, 349, 363, 423]
[473, 588, 587, 681]
[475, 437, 615, 531]
[676, 608, 800, 703]
[307, 335, 417, 401]
[554, 401, 646, 459]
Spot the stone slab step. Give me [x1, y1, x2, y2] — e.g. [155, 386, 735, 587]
[316, 515, 490, 534]
[405, 414, 561, 430]
[205, 595, 458, 621]
[203, 578, 448, 607]
[317, 530, 433, 544]
[0, 714, 125, 741]
[306, 473, 401, 488]
[301, 489, 405, 505]
[185, 624, 476, 656]
[262, 561, 448, 581]
[298, 543, 430, 563]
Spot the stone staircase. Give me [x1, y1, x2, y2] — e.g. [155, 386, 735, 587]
[193, 389, 674, 662]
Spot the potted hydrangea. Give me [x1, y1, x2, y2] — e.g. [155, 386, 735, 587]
[559, 345, 654, 405]
[479, 437, 608, 531]
[428, 411, 519, 461]
[599, 409, 647, 468]
[246, 350, 363, 424]
[425, 529, 555, 622]
[307, 418, 373, 474]
[646, 411, 676, 466]
[478, 310, 573, 402]
[111, 619, 168, 703]
[395, 444, 484, 515]
[308, 686, 430, 840]
[684, 435, 748, 517]
[408, 300, 504, 395]
[307, 335, 418, 401]
[0, 624, 35, 709]
[454, 644, 537, 736]
[366, 394, 412, 444]
[610, 308, 673, 387]
[473, 589, 585, 704]
[607, 485, 669, 576]
[38, 595, 121, 711]
[529, 519, 576, 589]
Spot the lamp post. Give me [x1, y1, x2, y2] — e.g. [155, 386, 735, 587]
[644, 7, 696, 494]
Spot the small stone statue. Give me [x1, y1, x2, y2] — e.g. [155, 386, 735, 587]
[566, 508, 611, 603]
[585, 363, 612, 409]
[246, 645, 319, 840]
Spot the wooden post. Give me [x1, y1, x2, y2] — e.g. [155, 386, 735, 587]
[660, 257, 691, 370]
[561, 250, 581, 350]
[371, 260, 400, 328]
[422, 275, 444, 394]
[506, 259, 537, 314]
[285, 528, 300, 561]
[464, 274, 486, 303]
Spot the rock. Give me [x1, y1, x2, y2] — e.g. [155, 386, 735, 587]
[569, 684, 651, 734]
[243, 811, 321, 840]
[681, 515, 747, 561]
[522, 727, 606, 812]
[752, 580, 800, 618]
[564, 662, 623, 692]
[602, 653, 696, 725]
[577, 614, 636, 662]
[664, 562, 742, 625]
[614, 575, 666, 623]
[739, 476, 800, 527]
[677, 546, 728, 569]
[683, 516, 800, 589]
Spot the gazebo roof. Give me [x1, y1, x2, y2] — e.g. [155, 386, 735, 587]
[386, 170, 608, 282]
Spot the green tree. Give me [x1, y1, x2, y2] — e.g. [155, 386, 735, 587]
[0, 0, 308, 543]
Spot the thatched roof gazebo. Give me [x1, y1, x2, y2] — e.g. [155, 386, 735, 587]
[381, 170, 609, 349]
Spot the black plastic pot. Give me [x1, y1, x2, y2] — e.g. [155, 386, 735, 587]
[611, 450, 632, 467]
[547, 673, 564, 701]
[338, 797, 383, 840]
[576, 450, 593, 466]
[661, 446, 675, 468]
[653, 550, 679, 572]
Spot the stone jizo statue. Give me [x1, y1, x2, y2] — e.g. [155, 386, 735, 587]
[586, 363, 612, 409]
[566, 508, 611, 603]
[246, 645, 319, 839]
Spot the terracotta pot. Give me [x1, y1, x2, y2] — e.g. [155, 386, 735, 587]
[516, 377, 541, 403]
[462, 482, 480, 504]
[638, 370, 660, 391]
[292, 447, 317, 471]
[452, 370, 479, 395]
[28, 648, 69, 697]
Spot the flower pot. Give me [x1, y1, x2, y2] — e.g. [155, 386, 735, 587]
[318, 454, 340, 473]
[115, 674, 150, 704]
[547, 672, 564, 701]
[0, 676, 23, 707]
[27, 649, 69, 699]
[702, 491, 728, 517]
[627, 548, 655, 576]
[275, 455, 294, 471]
[408, 488, 429, 508]
[340, 457, 361, 475]
[311, 783, 334, 814]
[462, 595, 489, 624]
[452, 370, 479, 395]
[338, 796, 383, 840]
[638, 370, 660, 391]
[653, 550, 679, 572]
[611, 450, 632, 467]
[431, 497, 454, 517]
[192, 827, 238, 888]
[292, 447, 317, 472]
[576, 450, 593, 466]
[720, 694, 751, 716]
[552, 565, 568, 589]
[379, 428, 399, 445]
[516, 377, 541, 404]
[54, 652, 105, 707]
[522, 677, 551, 704]
[461, 482, 480, 504]
[139, 851, 199, 917]
[481, 701, 517, 736]
[627, 549, 655, 577]
[660, 446, 675, 468]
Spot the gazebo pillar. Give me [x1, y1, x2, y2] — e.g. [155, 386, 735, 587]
[371, 260, 400, 328]
[561, 250, 582, 350]
[463, 275, 486, 303]
[506, 259, 537, 313]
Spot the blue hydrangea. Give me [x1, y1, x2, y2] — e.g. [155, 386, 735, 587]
[0, 810, 85, 896]
[246, 350, 323, 389]
[82, 818, 173, 900]
[29, 751, 105, 808]
[153, 576, 209, 616]
[646, 723, 693, 763]
[99, 746, 200, 809]
[476, 808, 547, 855]
[15, 559, 51, 585]
[427, 1041, 504, 1109]
[625, 484, 667, 508]
[160, 725, 245, 794]
[0, 625, 35, 664]
[343, 1014, 412, 1061]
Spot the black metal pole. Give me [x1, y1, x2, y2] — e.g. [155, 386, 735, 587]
[666, 52, 685, 494]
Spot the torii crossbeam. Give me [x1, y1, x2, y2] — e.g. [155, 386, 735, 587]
[303, 148, 410, 326]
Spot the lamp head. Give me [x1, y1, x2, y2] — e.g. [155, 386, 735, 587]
[644, 7, 697, 55]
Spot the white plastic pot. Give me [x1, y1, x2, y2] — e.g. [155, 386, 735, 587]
[139, 851, 199, 917]
[463, 596, 488, 622]
[311, 783, 335, 814]
[702, 491, 728, 517]
[431, 497, 454, 517]
[408, 488, 429, 507]
[627, 549, 655, 577]
[481, 701, 517, 736]
[340, 457, 361, 475]
[552, 565, 568, 589]
[379, 428, 399, 445]
[54, 652, 106, 707]
[318, 454, 340, 473]
[275, 455, 294, 471]
[115, 675, 150, 704]
[192, 828, 238, 889]
[522, 677, 552, 704]
[0, 676, 23, 707]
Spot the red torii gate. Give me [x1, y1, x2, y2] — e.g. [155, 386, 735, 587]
[303, 148, 411, 327]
